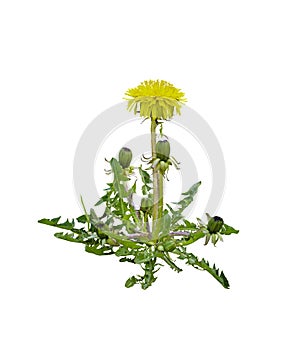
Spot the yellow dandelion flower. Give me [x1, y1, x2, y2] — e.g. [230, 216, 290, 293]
[124, 80, 187, 120]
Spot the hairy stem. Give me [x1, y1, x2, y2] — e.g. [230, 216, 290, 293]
[144, 213, 150, 237]
[151, 118, 159, 238]
[158, 171, 164, 220]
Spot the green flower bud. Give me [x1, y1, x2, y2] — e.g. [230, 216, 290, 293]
[163, 239, 176, 252]
[207, 216, 224, 234]
[140, 197, 152, 213]
[156, 140, 170, 161]
[118, 147, 132, 169]
[125, 276, 137, 288]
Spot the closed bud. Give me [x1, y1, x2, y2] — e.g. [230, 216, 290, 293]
[125, 276, 137, 288]
[207, 216, 224, 234]
[163, 239, 176, 252]
[118, 147, 132, 169]
[156, 140, 170, 161]
[140, 197, 152, 213]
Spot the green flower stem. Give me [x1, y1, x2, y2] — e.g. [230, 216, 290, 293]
[144, 213, 150, 237]
[151, 118, 159, 239]
[158, 171, 164, 220]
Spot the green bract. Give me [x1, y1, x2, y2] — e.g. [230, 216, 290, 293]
[39, 80, 239, 290]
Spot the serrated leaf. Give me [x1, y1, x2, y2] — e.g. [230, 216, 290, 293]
[110, 158, 129, 198]
[38, 217, 60, 225]
[180, 230, 205, 246]
[139, 166, 152, 195]
[85, 245, 113, 256]
[169, 181, 201, 225]
[115, 246, 132, 257]
[139, 166, 151, 184]
[94, 195, 108, 206]
[76, 215, 87, 223]
[156, 252, 182, 272]
[134, 250, 153, 264]
[38, 217, 74, 230]
[183, 219, 197, 228]
[181, 181, 201, 197]
[172, 220, 199, 232]
[54, 232, 85, 243]
[221, 224, 239, 235]
[199, 259, 230, 289]
[173, 248, 230, 289]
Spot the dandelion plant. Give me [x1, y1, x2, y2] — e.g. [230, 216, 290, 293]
[39, 80, 239, 290]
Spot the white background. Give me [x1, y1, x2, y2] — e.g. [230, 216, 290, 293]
[1, 1, 300, 336]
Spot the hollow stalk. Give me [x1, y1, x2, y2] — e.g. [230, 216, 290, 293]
[151, 118, 164, 239]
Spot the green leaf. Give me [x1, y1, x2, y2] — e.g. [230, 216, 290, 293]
[38, 217, 74, 230]
[199, 259, 230, 289]
[134, 250, 153, 264]
[125, 276, 138, 288]
[142, 185, 148, 195]
[85, 245, 113, 256]
[110, 158, 129, 198]
[94, 195, 108, 206]
[169, 181, 201, 225]
[102, 231, 142, 249]
[140, 259, 159, 290]
[183, 219, 198, 228]
[156, 252, 182, 272]
[115, 246, 132, 257]
[54, 232, 85, 243]
[119, 257, 135, 263]
[139, 166, 152, 195]
[129, 180, 137, 194]
[181, 181, 201, 197]
[173, 248, 230, 289]
[180, 230, 205, 246]
[139, 166, 151, 184]
[172, 220, 199, 231]
[80, 195, 90, 225]
[221, 224, 239, 235]
[77, 215, 88, 223]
